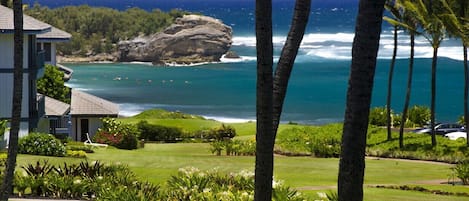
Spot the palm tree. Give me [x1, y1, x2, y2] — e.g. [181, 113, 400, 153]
[385, 0, 420, 149]
[383, 0, 401, 141]
[403, 0, 447, 147]
[255, 0, 274, 200]
[445, 0, 469, 146]
[254, 0, 311, 200]
[338, 0, 386, 200]
[0, 0, 24, 199]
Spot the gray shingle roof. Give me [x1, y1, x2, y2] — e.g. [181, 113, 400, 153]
[37, 27, 71, 42]
[44, 95, 71, 116]
[0, 5, 51, 34]
[70, 89, 119, 116]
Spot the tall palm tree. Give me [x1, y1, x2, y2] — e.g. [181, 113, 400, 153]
[338, 0, 386, 200]
[0, 0, 23, 199]
[383, 0, 401, 141]
[254, 0, 311, 200]
[255, 0, 274, 200]
[385, 0, 420, 149]
[403, 0, 447, 147]
[445, 0, 469, 146]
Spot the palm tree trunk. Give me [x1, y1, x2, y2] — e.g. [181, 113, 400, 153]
[463, 45, 468, 146]
[430, 47, 438, 147]
[399, 33, 415, 149]
[386, 25, 398, 141]
[272, 0, 311, 136]
[0, 0, 23, 199]
[338, 0, 386, 200]
[254, 0, 274, 200]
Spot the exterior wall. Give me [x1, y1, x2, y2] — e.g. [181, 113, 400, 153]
[0, 34, 31, 139]
[71, 117, 103, 141]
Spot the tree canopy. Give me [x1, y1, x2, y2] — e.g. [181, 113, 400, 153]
[37, 65, 70, 104]
[25, 4, 188, 56]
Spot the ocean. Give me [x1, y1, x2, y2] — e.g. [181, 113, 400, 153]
[25, 0, 468, 124]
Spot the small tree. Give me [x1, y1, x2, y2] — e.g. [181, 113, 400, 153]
[407, 105, 431, 127]
[37, 64, 70, 103]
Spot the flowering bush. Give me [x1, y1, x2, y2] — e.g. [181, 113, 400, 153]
[18, 133, 66, 157]
[94, 118, 139, 150]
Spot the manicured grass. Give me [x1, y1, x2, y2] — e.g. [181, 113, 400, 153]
[15, 143, 469, 200]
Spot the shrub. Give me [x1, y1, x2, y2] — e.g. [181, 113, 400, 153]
[453, 161, 469, 185]
[408, 105, 430, 127]
[137, 120, 183, 142]
[94, 118, 139, 150]
[369, 106, 389, 126]
[19, 133, 66, 157]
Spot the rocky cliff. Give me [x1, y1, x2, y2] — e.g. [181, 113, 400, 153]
[118, 15, 232, 65]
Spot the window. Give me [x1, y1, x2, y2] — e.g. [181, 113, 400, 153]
[44, 43, 51, 62]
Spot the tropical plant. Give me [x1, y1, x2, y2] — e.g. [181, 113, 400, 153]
[0, 120, 7, 137]
[338, 0, 386, 200]
[402, 0, 452, 147]
[452, 161, 469, 185]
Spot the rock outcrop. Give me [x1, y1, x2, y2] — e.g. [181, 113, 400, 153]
[118, 15, 232, 65]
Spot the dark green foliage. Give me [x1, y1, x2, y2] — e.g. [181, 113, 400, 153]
[25, 4, 188, 55]
[37, 64, 70, 103]
[18, 133, 66, 157]
[369, 106, 389, 126]
[137, 120, 183, 142]
[94, 118, 139, 150]
[211, 124, 237, 140]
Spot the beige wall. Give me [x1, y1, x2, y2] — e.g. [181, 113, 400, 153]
[70, 117, 104, 141]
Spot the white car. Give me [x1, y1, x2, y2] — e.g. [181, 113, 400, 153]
[444, 131, 468, 140]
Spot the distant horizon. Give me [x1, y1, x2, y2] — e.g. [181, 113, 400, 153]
[24, 0, 359, 10]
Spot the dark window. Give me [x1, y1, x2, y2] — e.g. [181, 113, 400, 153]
[37, 43, 42, 51]
[44, 43, 52, 62]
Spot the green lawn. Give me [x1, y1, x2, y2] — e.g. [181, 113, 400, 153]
[16, 143, 469, 200]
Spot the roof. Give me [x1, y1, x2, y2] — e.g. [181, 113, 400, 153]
[43, 95, 70, 116]
[37, 27, 71, 42]
[0, 5, 51, 34]
[70, 89, 119, 116]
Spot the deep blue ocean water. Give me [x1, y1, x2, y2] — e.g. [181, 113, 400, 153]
[25, 0, 468, 124]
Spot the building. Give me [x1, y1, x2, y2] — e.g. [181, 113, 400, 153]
[70, 89, 119, 141]
[0, 5, 49, 138]
[36, 27, 71, 66]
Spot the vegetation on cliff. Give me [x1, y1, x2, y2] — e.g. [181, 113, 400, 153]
[25, 4, 188, 56]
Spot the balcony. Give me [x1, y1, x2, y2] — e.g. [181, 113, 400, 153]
[34, 50, 45, 79]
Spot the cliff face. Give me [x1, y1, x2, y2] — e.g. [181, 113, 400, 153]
[118, 15, 232, 65]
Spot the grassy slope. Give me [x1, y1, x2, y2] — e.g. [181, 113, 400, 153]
[17, 143, 469, 201]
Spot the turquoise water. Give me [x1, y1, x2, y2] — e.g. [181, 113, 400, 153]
[29, 0, 468, 123]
